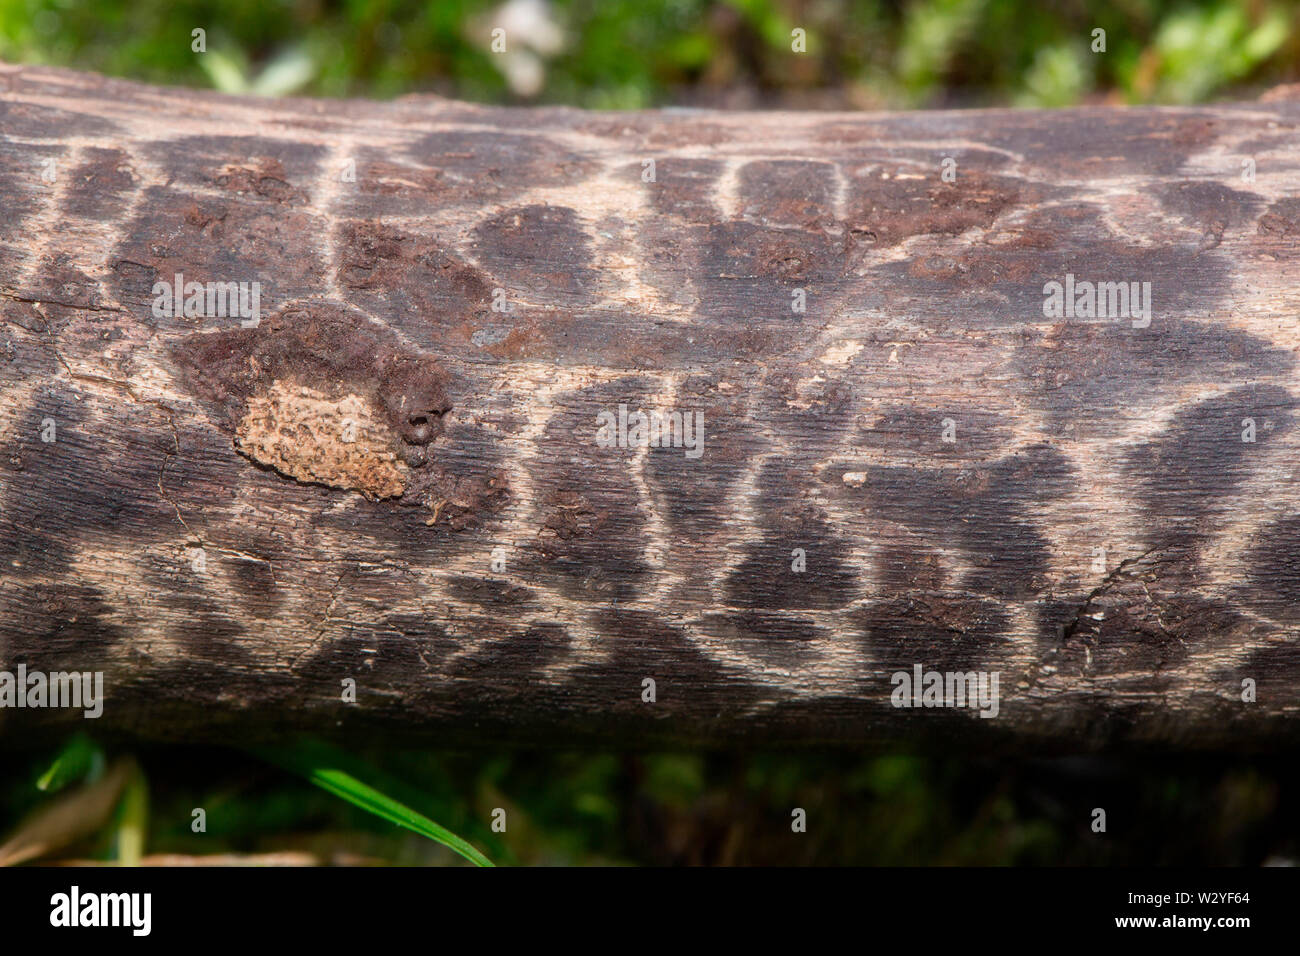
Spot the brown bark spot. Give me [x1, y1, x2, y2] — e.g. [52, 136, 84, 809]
[61, 147, 136, 220]
[848, 169, 1022, 247]
[215, 157, 308, 205]
[338, 220, 493, 321]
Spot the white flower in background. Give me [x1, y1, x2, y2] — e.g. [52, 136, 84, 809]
[487, 0, 565, 97]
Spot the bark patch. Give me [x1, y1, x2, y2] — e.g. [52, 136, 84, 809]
[236, 380, 409, 499]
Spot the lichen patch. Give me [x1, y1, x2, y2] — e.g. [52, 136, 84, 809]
[236, 380, 409, 499]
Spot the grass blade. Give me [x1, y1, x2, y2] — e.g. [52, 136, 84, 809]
[253, 744, 493, 867]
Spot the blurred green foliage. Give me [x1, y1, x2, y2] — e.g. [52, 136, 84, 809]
[0, 0, 1294, 107]
[4, 744, 1295, 865]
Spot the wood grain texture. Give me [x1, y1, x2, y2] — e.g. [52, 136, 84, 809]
[2, 62, 1299, 749]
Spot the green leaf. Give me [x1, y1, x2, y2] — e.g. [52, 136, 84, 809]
[36, 734, 104, 793]
[253, 743, 493, 867]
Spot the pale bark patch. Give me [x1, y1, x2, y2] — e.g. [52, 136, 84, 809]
[236, 380, 408, 499]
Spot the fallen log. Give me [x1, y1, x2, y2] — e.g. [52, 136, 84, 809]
[2, 62, 1299, 750]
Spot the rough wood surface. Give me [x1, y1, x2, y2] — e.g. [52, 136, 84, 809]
[2, 63, 1299, 749]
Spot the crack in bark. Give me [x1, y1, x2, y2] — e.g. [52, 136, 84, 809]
[1, 290, 126, 314]
[1059, 546, 1163, 645]
[1025, 545, 1167, 686]
[43, 341, 276, 580]
[288, 570, 353, 672]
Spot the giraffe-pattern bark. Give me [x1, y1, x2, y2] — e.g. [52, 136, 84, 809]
[2, 63, 1299, 748]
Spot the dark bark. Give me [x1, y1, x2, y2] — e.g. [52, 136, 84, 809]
[2, 63, 1300, 749]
